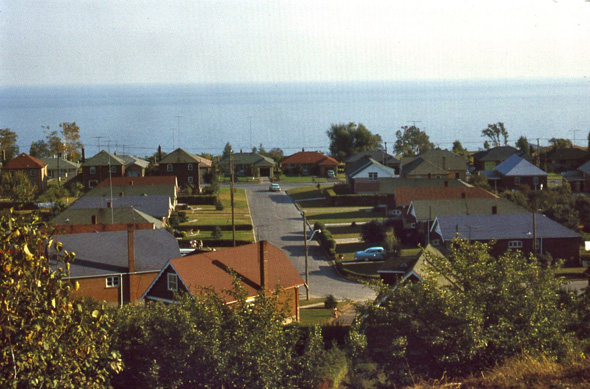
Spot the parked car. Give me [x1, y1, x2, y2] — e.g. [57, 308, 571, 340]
[354, 246, 386, 261]
[269, 183, 281, 192]
[327, 169, 336, 178]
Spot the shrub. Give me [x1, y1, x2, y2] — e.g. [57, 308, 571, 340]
[215, 198, 224, 210]
[211, 225, 222, 240]
[324, 294, 338, 309]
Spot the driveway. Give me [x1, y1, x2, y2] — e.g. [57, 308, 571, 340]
[241, 182, 376, 302]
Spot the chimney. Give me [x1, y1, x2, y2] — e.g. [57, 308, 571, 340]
[127, 225, 135, 273]
[91, 215, 97, 224]
[492, 205, 497, 214]
[259, 240, 268, 290]
[158, 145, 162, 162]
[444, 180, 448, 187]
[81, 147, 85, 163]
[302, 148, 305, 152]
[442, 156, 447, 171]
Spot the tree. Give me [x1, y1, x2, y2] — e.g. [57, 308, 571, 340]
[481, 122, 509, 147]
[452, 140, 469, 159]
[59, 122, 83, 161]
[394, 125, 433, 157]
[0, 128, 19, 161]
[0, 211, 122, 387]
[29, 140, 51, 158]
[549, 137, 573, 150]
[516, 136, 531, 154]
[361, 220, 386, 245]
[2, 171, 37, 208]
[267, 147, 284, 163]
[327, 122, 382, 161]
[469, 172, 491, 191]
[358, 240, 574, 383]
[111, 280, 334, 387]
[222, 142, 233, 160]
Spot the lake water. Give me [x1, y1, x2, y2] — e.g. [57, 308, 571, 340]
[1, 78, 588, 158]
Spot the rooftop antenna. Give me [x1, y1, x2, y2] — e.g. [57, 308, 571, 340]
[407, 120, 422, 128]
[174, 115, 182, 150]
[572, 129, 580, 147]
[92, 136, 105, 154]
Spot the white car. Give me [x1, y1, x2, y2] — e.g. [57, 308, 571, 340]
[354, 247, 386, 261]
[269, 183, 281, 192]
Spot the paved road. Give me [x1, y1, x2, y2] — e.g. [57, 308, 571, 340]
[241, 182, 376, 302]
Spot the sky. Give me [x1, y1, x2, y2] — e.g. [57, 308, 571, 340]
[1, 0, 590, 87]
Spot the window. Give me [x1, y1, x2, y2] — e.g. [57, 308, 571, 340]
[167, 273, 178, 292]
[368, 172, 378, 181]
[110, 166, 117, 173]
[167, 164, 173, 172]
[514, 176, 521, 186]
[432, 239, 440, 246]
[533, 176, 539, 186]
[188, 176, 194, 184]
[89, 166, 96, 174]
[29, 170, 35, 176]
[508, 240, 523, 249]
[187, 163, 193, 171]
[106, 276, 119, 288]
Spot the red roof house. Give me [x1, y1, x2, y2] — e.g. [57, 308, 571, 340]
[2, 153, 48, 192]
[142, 241, 305, 321]
[281, 150, 339, 177]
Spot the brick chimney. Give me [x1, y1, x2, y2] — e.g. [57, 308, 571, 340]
[259, 240, 268, 290]
[127, 225, 135, 274]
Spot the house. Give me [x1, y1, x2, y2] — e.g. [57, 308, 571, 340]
[406, 197, 528, 243]
[95, 176, 178, 190]
[577, 160, 590, 193]
[219, 151, 276, 178]
[54, 228, 180, 306]
[343, 150, 400, 175]
[394, 186, 498, 208]
[377, 177, 469, 197]
[68, 194, 173, 221]
[429, 213, 581, 264]
[157, 148, 212, 192]
[50, 207, 164, 233]
[541, 147, 589, 173]
[2, 153, 48, 193]
[40, 157, 80, 181]
[378, 245, 443, 285]
[82, 150, 126, 190]
[85, 178, 178, 208]
[118, 155, 150, 177]
[347, 157, 398, 193]
[281, 150, 339, 177]
[472, 146, 533, 171]
[142, 241, 305, 321]
[400, 149, 467, 180]
[484, 154, 548, 191]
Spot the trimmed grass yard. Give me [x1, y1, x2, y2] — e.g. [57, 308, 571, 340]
[274, 174, 328, 183]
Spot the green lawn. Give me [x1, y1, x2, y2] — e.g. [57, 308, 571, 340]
[274, 174, 328, 183]
[287, 186, 328, 201]
[299, 307, 335, 326]
[302, 207, 382, 225]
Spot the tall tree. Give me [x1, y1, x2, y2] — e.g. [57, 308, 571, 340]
[327, 122, 382, 161]
[0, 128, 19, 161]
[394, 125, 433, 157]
[452, 140, 469, 158]
[0, 211, 122, 386]
[222, 142, 233, 159]
[2, 171, 37, 207]
[29, 140, 51, 158]
[549, 137, 573, 150]
[59, 122, 83, 161]
[515, 136, 531, 154]
[481, 122, 509, 147]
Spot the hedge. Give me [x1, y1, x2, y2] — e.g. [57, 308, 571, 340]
[313, 221, 337, 259]
[324, 191, 389, 207]
[176, 224, 253, 232]
[177, 195, 218, 205]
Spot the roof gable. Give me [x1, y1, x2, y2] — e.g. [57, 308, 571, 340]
[159, 148, 212, 166]
[578, 160, 590, 174]
[69, 194, 172, 219]
[220, 152, 275, 167]
[96, 176, 178, 188]
[3, 153, 47, 169]
[50, 207, 162, 227]
[495, 154, 547, 177]
[409, 198, 527, 221]
[40, 157, 79, 170]
[350, 158, 397, 179]
[83, 150, 126, 167]
[343, 150, 399, 165]
[282, 151, 338, 166]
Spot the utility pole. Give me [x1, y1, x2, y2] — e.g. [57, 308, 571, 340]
[230, 149, 236, 247]
[303, 211, 309, 300]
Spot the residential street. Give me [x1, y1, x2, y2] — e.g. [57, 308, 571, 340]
[240, 182, 376, 302]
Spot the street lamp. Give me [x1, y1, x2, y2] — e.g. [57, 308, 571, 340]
[302, 210, 321, 301]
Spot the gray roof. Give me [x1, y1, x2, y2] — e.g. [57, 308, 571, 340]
[434, 213, 579, 242]
[349, 157, 397, 178]
[53, 229, 180, 277]
[219, 152, 275, 167]
[85, 184, 176, 200]
[50, 207, 163, 228]
[343, 150, 399, 165]
[409, 198, 528, 221]
[40, 157, 80, 170]
[83, 150, 126, 167]
[118, 155, 150, 169]
[402, 149, 467, 173]
[495, 154, 547, 177]
[68, 195, 172, 220]
[578, 160, 590, 175]
[378, 177, 469, 194]
[472, 146, 533, 162]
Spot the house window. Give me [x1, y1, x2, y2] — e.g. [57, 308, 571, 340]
[514, 176, 521, 186]
[187, 163, 193, 171]
[29, 170, 35, 176]
[167, 164, 173, 172]
[167, 273, 178, 292]
[432, 239, 440, 246]
[89, 166, 96, 174]
[110, 166, 117, 173]
[188, 176, 194, 184]
[368, 172, 378, 181]
[533, 176, 539, 186]
[508, 240, 523, 249]
[106, 276, 120, 288]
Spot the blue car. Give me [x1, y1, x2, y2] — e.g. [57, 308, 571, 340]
[354, 247, 386, 261]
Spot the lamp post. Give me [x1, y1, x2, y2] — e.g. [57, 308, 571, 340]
[302, 210, 321, 301]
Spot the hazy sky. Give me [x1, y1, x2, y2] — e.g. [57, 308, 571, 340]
[1, 0, 590, 87]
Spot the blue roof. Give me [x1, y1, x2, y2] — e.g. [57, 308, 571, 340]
[495, 154, 547, 177]
[434, 213, 579, 242]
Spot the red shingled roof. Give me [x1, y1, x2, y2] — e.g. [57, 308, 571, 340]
[96, 176, 178, 187]
[282, 151, 338, 166]
[165, 241, 304, 303]
[3, 153, 47, 169]
[395, 186, 498, 207]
